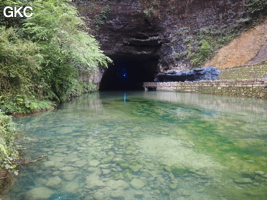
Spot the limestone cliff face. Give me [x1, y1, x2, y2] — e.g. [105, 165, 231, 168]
[76, 0, 246, 74]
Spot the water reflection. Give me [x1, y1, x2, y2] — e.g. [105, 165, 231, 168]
[5, 91, 267, 200]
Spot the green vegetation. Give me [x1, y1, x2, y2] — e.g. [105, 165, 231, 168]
[0, 0, 111, 114]
[94, 5, 110, 30]
[0, 112, 18, 176]
[246, 0, 267, 15]
[172, 24, 243, 68]
[189, 38, 213, 67]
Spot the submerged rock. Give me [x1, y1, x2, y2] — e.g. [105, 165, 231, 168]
[89, 160, 100, 167]
[234, 178, 253, 184]
[123, 170, 133, 181]
[129, 164, 142, 172]
[134, 191, 144, 198]
[107, 180, 129, 190]
[131, 178, 145, 189]
[113, 172, 124, 180]
[177, 188, 190, 196]
[45, 176, 62, 188]
[86, 174, 105, 189]
[25, 187, 52, 200]
[110, 188, 125, 199]
[94, 191, 105, 200]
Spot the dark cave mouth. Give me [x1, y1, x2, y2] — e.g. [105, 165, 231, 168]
[99, 55, 159, 91]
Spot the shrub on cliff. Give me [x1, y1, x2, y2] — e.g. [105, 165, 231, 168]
[246, 0, 267, 15]
[0, 112, 18, 175]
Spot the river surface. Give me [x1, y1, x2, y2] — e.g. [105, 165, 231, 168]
[6, 91, 267, 200]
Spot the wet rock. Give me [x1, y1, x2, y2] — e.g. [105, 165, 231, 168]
[35, 178, 47, 186]
[87, 167, 98, 172]
[103, 169, 111, 175]
[64, 181, 80, 193]
[25, 187, 52, 200]
[45, 176, 62, 188]
[117, 161, 129, 169]
[131, 178, 145, 189]
[100, 164, 112, 169]
[54, 162, 65, 168]
[123, 170, 133, 181]
[156, 177, 165, 184]
[146, 163, 155, 170]
[134, 191, 144, 198]
[163, 166, 172, 172]
[124, 150, 133, 155]
[149, 170, 160, 177]
[177, 188, 190, 196]
[94, 191, 105, 200]
[102, 155, 114, 163]
[169, 181, 178, 189]
[49, 156, 64, 162]
[129, 164, 142, 172]
[62, 171, 78, 181]
[234, 178, 253, 184]
[60, 166, 76, 171]
[86, 174, 105, 189]
[113, 172, 124, 180]
[76, 160, 87, 167]
[255, 171, 266, 176]
[89, 160, 100, 167]
[107, 180, 129, 190]
[110, 188, 125, 199]
[43, 161, 55, 168]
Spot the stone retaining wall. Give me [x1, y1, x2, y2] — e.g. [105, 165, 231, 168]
[143, 78, 267, 99]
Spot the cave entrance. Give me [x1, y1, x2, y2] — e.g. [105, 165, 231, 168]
[99, 55, 159, 91]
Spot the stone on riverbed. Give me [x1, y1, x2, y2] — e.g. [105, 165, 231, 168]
[89, 160, 100, 167]
[110, 188, 125, 199]
[94, 191, 105, 200]
[177, 188, 190, 196]
[45, 176, 62, 188]
[43, 161, 55, 168]
[107, 180, 130, 190]
[113, 172, 124, 180]
[102, 155, 114, 163]
[234, 178, 253, 184]
[62, 170, 78, 181]
[129, 164, 142, 172]
[64, 181, 80, 193]
[123, 170, 133, 181]
[131, 178, 145, 189]
[25, 187, 52, 200]
[86, 174, 105, 189]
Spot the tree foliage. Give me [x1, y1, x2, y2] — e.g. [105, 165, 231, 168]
[0, 27, 42, 96]
[24, 0, 111, 101]
[0, 0, 111, 113]
[246, 0, 267, 14]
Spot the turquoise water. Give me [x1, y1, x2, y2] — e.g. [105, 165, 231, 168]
[5, 91, 267, 200]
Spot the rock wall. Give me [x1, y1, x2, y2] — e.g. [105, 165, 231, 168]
[143, 78, 267, 99]
[75, 0, 246, 75]
[157, 66, 220, 82]
[204, 19, 267, 69]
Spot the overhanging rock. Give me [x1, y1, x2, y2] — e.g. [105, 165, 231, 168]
[156, 66, 220, 82]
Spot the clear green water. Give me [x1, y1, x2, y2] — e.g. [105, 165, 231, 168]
[6, 91, 267, 200]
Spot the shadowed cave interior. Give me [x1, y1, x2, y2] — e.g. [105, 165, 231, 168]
[99, 55, 159, 91]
